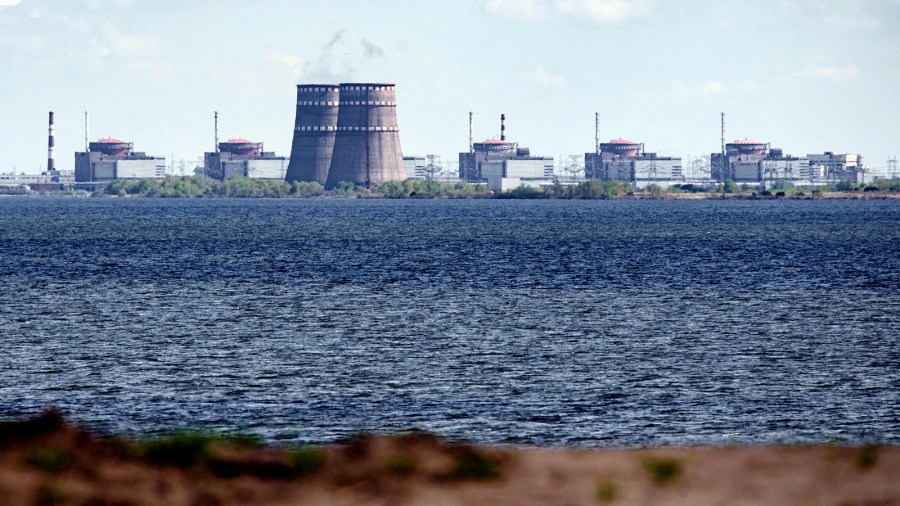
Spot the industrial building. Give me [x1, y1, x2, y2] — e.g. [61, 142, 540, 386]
[458, 114, 554, 191]
[204, 139, 287, 180]
[75, 139, 166, 183]
[710, 140, 870, 186]
[808, 152, 871, 184]
[403, 156, 426, 179]
[584, 140, 683, 189]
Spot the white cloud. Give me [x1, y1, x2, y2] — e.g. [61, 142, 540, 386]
[819, 14, 880, 32]
[87, 0, 136, 8]
[812, 63, 860, 81]
[555, 0, 653, 22]
[0, 0, 21, 6]
[679, 80, 725, 96]
[799, 56, 861, 82]
[101, 24, 153, 57]
[528, 67, 566, 87]
[485, 0, 550, 20]
[127, 61, 174, 80]
[265, 53, 304, 80]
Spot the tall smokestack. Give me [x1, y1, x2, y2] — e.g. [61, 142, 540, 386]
[595, 112, 600, 155]
[47, 111, 56, 172]
[469, 111, 473, 154]
[500, 114, 506, 142]
[215, 111, 219, 153]
[720, 112, 726, 184]
[85, 111, 90, 152]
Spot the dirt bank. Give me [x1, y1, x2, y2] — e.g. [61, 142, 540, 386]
[1, 412, 896, 506]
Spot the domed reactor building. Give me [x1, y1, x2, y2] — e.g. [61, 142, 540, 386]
[74, 138, 166, 183]
[287, 83, 405, 188]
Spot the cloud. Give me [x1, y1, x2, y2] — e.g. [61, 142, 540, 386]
[0, 0, 21, 6]
[87, 0, 136, 8]
[679, 80, 725, 96]
[528, 67, 566, 87]
[485, 0, 550, 20]
[101, 24, 153, 57]
[127, 61, 174, 80]
[799, 56, 861, 82]
[486, 0, 653, 22]
[812, 63, 860, 81]
[555, 0, 653, 22]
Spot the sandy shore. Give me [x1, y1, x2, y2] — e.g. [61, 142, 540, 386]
[1, 412, 897, 506]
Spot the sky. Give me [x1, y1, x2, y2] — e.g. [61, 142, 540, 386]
[0, 0, 898, 175]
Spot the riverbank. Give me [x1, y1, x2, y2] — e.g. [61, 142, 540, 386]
[2, 412, 897, 506]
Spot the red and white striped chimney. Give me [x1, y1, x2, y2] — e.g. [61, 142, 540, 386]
[500, 113, 506, 142]
[47, 111, 56, 172]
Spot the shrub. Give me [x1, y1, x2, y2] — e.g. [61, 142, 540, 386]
[140, 431, 214, 467]
[387, 455, 416, 476]
[27, 447, 74, 473]
[450, 451, 499, 480]
[643, 457, 681, 484]
[856, 446, 879, 469]
[596, 481, 617, 502]
[289, 447, 325, 475]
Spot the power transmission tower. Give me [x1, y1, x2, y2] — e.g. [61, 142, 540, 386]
[423, 154, 444, 180]
[562, 155, 584, 183]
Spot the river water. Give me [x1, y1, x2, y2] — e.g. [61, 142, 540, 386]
[1, 198, 898, 445]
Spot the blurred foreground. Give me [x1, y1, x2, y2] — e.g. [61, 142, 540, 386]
[1, 412, 897, 506]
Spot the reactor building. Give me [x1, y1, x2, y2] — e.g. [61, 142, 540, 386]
[710, 141, 870, 186]
[286, 83, 406, 188]
[584, 139, 683, 188]
[458, 114, 554, 191]
[75, 138, 166, 183]
[204, 139, 287, 180]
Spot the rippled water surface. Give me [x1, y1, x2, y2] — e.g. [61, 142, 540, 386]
[1, 198, 898, 445]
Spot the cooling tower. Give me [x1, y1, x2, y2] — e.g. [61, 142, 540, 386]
[326, 83, 405, 188]
[285, 84, 340, 184]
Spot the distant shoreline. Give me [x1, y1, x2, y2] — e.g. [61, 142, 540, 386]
[5, 190, 900, 200]
[2, 411, 898, 506]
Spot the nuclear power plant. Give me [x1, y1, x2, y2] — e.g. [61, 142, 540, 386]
[584, 139, 683, 189]
[287, 83, 406, 188]
[75, 138, 166, 183]
[458, 114, 555, 191]
[204, 138, 287, 180]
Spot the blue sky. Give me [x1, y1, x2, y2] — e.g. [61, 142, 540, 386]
[1, 0, 898, 175]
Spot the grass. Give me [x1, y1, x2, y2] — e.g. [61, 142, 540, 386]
[595, 481, 617, 502]
[643, 456, 681, 485]
[450, 451, 499, 480]
[27, 447, 74, 473]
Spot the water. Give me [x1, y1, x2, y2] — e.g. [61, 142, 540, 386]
[1, 198, 898, 446]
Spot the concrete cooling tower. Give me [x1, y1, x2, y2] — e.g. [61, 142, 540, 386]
[285, 84, 340, 185]
[325, 83, 405, 188]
